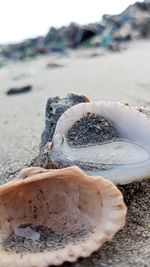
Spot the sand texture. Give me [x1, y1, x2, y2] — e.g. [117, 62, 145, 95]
[0, 40, 150, 266]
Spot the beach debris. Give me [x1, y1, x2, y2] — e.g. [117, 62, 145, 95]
[6, 85, 32, 95]
[48, 101, 150, 184]
[0, 166, 126, 266]
[46, 62, 64, 69]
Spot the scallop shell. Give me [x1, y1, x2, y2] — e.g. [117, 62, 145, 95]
[49, 101, 150, 184]
[0, 166, 126, 267]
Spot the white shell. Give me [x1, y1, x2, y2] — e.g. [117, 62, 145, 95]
[0, 167, 126, 267]
[50, 101, 150, 184]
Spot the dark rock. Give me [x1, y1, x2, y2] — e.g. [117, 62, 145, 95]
[39, 93, 89, 168]
[64, 22, 103, 48]
[135, 1, 150, 11]
[45, 23, 104, 49]
[1, 0, 150, 60]
[46, 62, 64, 69]
[140, 18, 150, 37]
[6, 85, 32, 95]
[101, 0, 150, 49]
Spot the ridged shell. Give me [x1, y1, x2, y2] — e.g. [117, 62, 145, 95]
[49, 101, 150, 184]
[0, 166, 126, 267]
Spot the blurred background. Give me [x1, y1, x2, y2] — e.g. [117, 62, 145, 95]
[0, 0, 141, 44]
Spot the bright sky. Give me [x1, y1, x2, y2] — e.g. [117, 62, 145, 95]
[0, 0, 142, 44]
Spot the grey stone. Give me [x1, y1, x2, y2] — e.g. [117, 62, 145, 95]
[39, 93, 89, 168]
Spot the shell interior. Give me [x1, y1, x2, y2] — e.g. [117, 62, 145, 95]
[0, 173, 100, 254]
[0, 167, 126, 266]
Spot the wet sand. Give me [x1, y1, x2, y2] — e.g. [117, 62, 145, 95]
[0, 40, 150, 266]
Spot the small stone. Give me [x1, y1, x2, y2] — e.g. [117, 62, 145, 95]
[6, 85, 32, 95]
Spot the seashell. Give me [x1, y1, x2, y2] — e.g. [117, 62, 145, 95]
[0, 166, 126, 267]
[49, 101, 150, 184]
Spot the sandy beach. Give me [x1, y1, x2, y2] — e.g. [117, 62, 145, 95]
[0, 40, 150, 266]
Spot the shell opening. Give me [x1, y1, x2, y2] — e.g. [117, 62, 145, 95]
[51, 103, 150, 184]
[56, 113, 150, 170]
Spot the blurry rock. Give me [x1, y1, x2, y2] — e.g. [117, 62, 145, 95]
[88, 52, 104, 58]
[140, 18, 150, 37]
[135, 1, 150, 11]
[45, 27, 64, 46]
[113, 23, 132, 41]
[99, 29, 122, 51]
[64, 22, 104, 48]
[100, 0, 150, 49]
[39, 93, 89, 168]
[45, 23, 104, 49]
[1, 0, 150, 59]
[46, 62, 64, 69]
[36, 37, 47, 54]
[6, 85, 32, 95]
